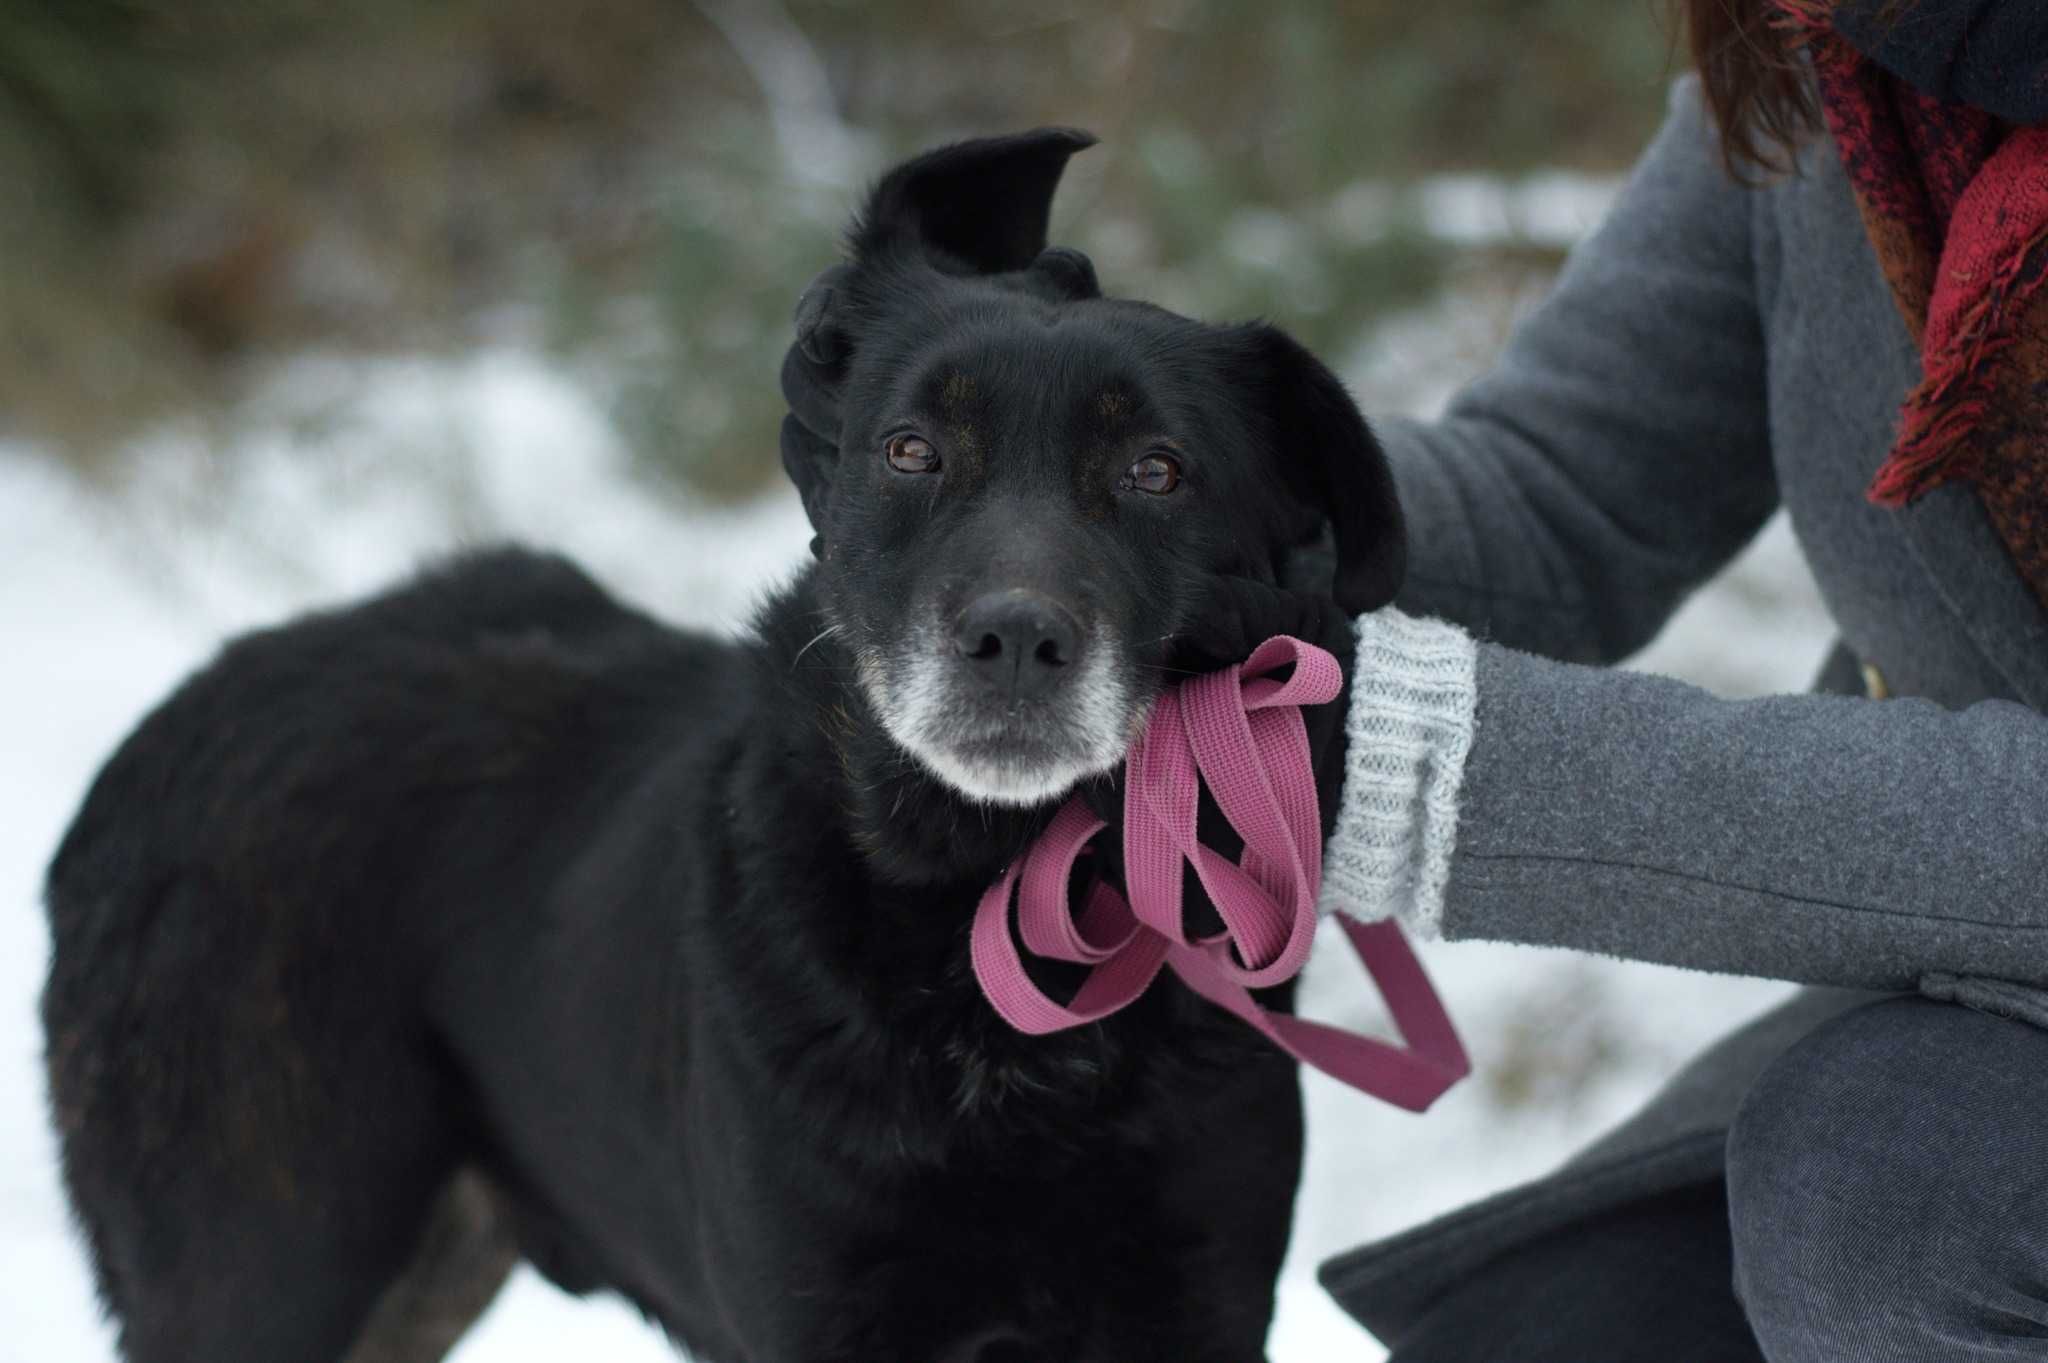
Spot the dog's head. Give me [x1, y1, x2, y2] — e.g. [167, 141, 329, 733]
[791, 128, 1403, 807]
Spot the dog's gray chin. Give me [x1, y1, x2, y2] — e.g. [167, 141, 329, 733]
[855, 625, 1142, 807]
[878, 710, 1134, 808]
[908, 741, 1117, 808]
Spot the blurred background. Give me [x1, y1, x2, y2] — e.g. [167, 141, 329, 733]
[0, 2, 1825, 1359]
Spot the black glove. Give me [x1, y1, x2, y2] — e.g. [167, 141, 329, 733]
[1077, 573, 1357, 940]
[1158, 573, 1356, 839]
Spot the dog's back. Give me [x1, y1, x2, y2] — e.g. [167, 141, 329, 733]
[43, 546, 735, 1362]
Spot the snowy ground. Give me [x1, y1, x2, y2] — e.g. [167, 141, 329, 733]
[0, 260, 1831, 1359]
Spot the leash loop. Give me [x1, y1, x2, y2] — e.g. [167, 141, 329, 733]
[969, 635, 1470, 1110]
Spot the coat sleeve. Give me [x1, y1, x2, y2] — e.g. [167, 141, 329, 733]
[1378, 78, 1777, 664]
[1331, 80, 2048, 1000]
[1443, 643, 2048, 996]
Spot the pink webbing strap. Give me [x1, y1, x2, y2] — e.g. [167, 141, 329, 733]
[969, 636, 1470, 1111]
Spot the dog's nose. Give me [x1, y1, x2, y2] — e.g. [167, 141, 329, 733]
[952, 590, 1081, 700]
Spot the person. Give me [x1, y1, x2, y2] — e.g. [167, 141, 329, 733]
[782, 2, 2048, 1356]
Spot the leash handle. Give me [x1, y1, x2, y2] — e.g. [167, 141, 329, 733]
[969, 636, 1470, 1111]
[1168, 919, 1468, 1112]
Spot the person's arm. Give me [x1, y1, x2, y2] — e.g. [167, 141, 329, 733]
[1462, 646, 2048, 988]
[1834, 0, 2048, 124]
[1380, 78, 1776, 664]
[1321, 613, 2048, 994]
[1316, 78, 2048, 995]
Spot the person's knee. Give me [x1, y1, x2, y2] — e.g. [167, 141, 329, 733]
[1726, 997, 2048, 1357]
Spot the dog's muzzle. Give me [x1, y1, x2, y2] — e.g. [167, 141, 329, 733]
[858, 596, 1138, 807]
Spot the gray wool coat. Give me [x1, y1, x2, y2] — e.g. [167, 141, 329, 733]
[1318, 77, 2048, 1337]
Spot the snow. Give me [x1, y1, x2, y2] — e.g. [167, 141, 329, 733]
[1416, 172, 1626, 249]
[0, 314, 1830, 1360]
[1322, 173, 1626, 253]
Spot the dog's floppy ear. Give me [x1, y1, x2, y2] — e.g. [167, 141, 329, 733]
[1244, 325, 1406, 613]
[850, 127, 1097, 273]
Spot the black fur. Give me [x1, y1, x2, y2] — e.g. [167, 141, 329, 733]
[43, 129, 1404, 1362]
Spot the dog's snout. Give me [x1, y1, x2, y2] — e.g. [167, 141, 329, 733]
[952, 590, 1080, 700]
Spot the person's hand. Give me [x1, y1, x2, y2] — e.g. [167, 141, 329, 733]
[1076, 574, 1359, 939]
[1168, 573, 1357, 831]
[1099, 577, 1482, 938]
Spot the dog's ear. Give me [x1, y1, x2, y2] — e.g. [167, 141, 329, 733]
[850, 127, 1097, 273]
[782, 130, 1097, 541]
[1243, 325, 1406, 613]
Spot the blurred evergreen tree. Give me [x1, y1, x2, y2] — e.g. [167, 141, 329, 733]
[0, 0, 1673, 497]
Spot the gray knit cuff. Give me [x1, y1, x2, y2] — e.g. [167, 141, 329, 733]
[1319, 607, 1478, 938]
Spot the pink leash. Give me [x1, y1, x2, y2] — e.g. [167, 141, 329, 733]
[970, 636, 1470, 1111]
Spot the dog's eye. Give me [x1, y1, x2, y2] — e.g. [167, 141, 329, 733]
[885, 433, 940, 474]
[1121, 452, 1182, 495]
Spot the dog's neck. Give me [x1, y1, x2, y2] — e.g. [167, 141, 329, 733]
[737, 572, 1260, 1145]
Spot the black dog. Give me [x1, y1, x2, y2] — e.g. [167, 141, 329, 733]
[43, 128, 1403, 1363]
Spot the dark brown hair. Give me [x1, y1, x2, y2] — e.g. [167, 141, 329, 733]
[1684, 0, 1824, 177]
[1687, 1, 1925, 176]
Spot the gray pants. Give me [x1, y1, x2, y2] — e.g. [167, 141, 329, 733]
[1385, 998, 2048, 1361]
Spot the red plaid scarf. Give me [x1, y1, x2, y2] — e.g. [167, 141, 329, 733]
[1780, 1, 2048, 609]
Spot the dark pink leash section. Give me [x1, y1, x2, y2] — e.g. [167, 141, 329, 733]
[970, 635, 1471, 1112]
